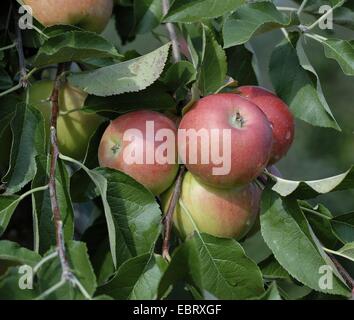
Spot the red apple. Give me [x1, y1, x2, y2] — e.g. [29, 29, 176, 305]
[23, 0, 113, 33]
[98, 110, 179, 195]
[238, 86, 295, 164]
[162, 171, 260, 239]
[178, 93, 273, 188]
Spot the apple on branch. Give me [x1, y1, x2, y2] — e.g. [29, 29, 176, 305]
[23, 0, 113, 33]
[162, 171, 261, 239]
[178, 93, 273, 188]
[238, 86, 295, 165]
[98, 110, 179, 196]
[28, 80, 104, 160]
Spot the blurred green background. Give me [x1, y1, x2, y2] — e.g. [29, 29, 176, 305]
[250, 0, 354, 214]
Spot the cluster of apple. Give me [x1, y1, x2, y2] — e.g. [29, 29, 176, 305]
[19, 0, 295, 240]
[98, 87, 295, 240]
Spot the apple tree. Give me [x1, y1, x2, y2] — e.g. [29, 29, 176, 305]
[0, 0, 353, 300]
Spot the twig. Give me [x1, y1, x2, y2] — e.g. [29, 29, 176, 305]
[4, 0, 13, 40]
[13, 9, 28, 88]
[35, 278, 66, 300]
[280, 28, 291, 43]
[162, 165, 186, 261]
[0, 83, 22, 97]
[0, 42, 16, 52]
[327, 253, 354, 298]
[307, 2, 341, 31]
[277, 7, 297, 12]
[33, 251, 58, 274]
[162, 0, 181, 63]
[48, 63, 74, 282]
[297, 0, 308, 16]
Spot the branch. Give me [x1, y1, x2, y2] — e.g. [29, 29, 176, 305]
[297, 0, 308, 16]
[13, 9, 28, 88]
[49, 63, 73, 282]
[162, 0, 181, 63]
[327, 253, 354, 298]
[162, 165, 186, 261]
[307, 1, 342, 31]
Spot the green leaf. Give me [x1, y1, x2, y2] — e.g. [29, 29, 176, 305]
[59, 155, 117, 268]
[38, 241, 97, 299]
[0, 95, 16, 142]
[299, 202, 341, 248]
[259, 282, 282, 300]
[161, 61, 197, 92]
[0, 195, 20, 236]
[98, 254, 167, 299]
[33, 31, 122, 67]
[276, 279, 313, 300]
[164, 0, 245, 23]
[31, 156, 74, 254]
[0, 186, 48, 236]
[269, 34, 339, 130]
[226, 45, 258, 86]
[68, 43, 171, 96]
[312, 37, 354, 76]
[160, 233, 265, 300]
[84, 83, 176, 114]
[324, 242, 354, 262]
[260, 257, 290, 280]
[0, 68, 13, 90]
[260, 189, 350, 296]
[94, 168, 162, 268]
[198, 25, 227, 95]
[0, 267, 39, 300]
[333, 6, 354, 30]
[331, 212, 354, 243]
[0, 240, 41, 267]
[2, 103, 46, 194]
[241, 231, 272, 264]
[134, 0, 163, 34]
[268, 165, 354, 199]
[223, 2, 294, 48]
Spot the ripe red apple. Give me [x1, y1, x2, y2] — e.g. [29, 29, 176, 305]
[162, 172, 260, 239]
[23, 0, 113, 33]
[98, 110, 179, 195]
[238, 86, 295, 164]
[178, 93, 273, 188]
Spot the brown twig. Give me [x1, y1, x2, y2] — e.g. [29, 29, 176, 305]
[13, 9, 28, 88]
[328, 253, 354, 298]
[161, 1, 184, 260]
[49, 63, 73, 282]
[162, 165, 186, 261]
[162, 0, 181, 63]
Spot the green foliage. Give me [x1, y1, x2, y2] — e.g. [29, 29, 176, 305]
[0, 0, 353, 300]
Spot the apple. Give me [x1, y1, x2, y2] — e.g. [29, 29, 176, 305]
[28, 80, 104, 160]
[98, 110, 179, 195]
[23, 0, 113, 33]
[238, 86, 295, 164]
[178, 93, 273, 188]
[162, 171, 260, 239]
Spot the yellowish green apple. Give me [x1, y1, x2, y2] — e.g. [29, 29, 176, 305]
[28, 80, 103, 160]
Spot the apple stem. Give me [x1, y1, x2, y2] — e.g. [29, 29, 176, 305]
[162, 165, 186, 261]
[48, 63, 75, 283]
[162, 0, 181, 63]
